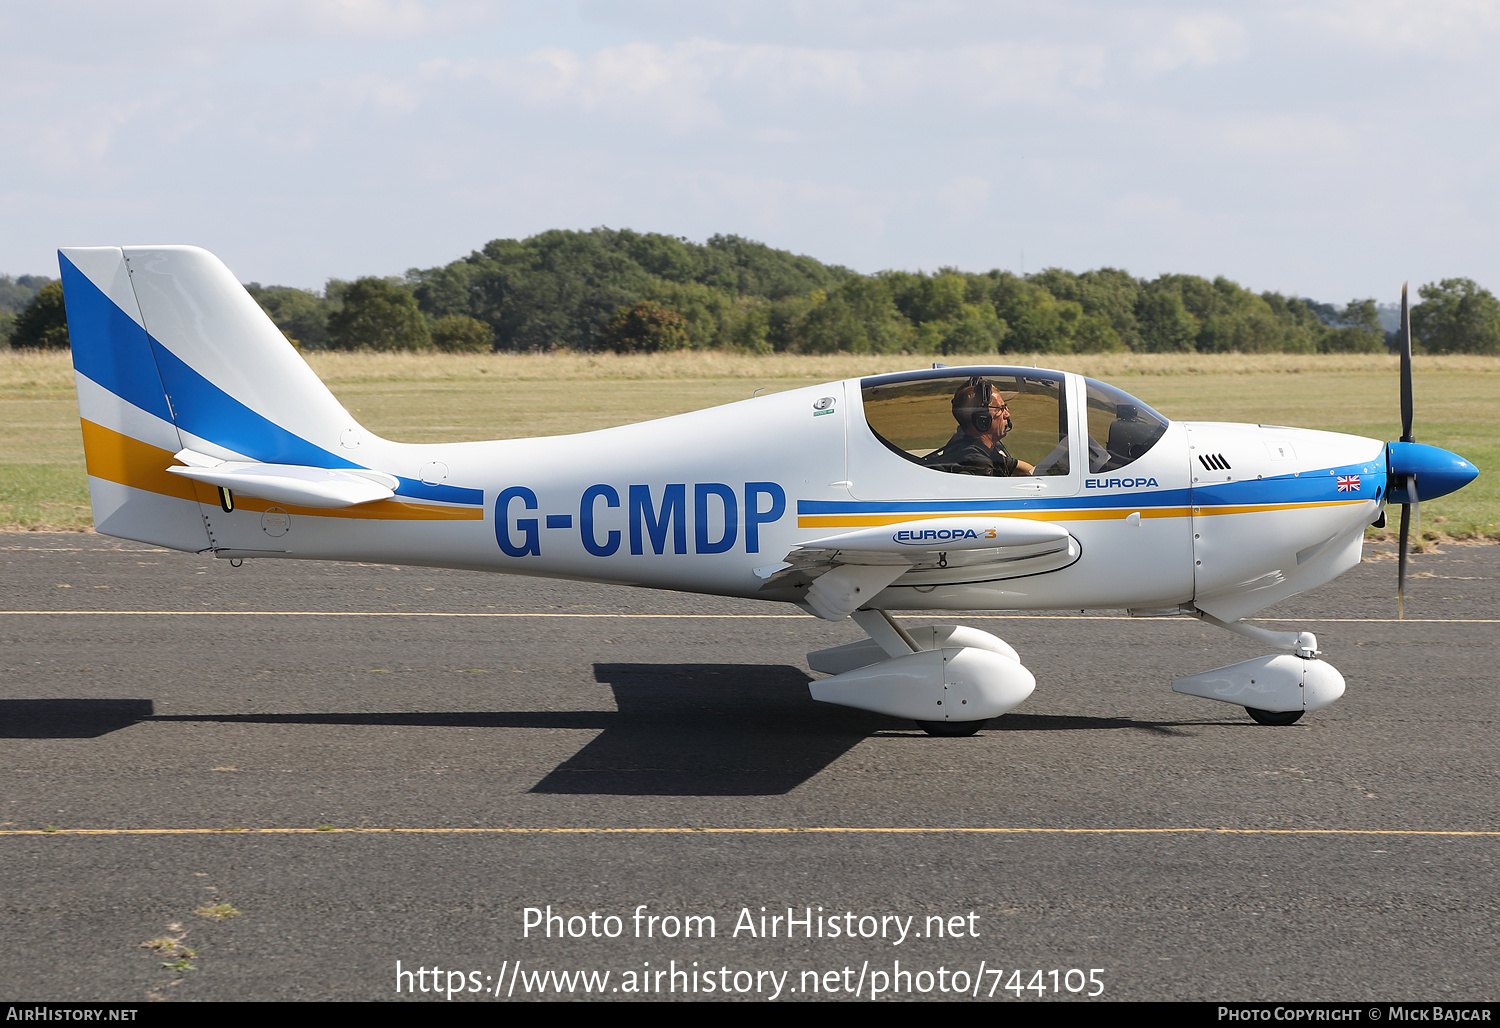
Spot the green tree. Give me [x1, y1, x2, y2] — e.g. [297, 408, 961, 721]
[695, 233, 852, 298]
[465, 231, 648, 351]
[1070, 312, 1125, 352]
[1411, 278, 1500, 354]
[1134, 287, 1198, 352]
[247, 283, 332, 350]
[1140, 274, 1304, 353]
[598, 300, 690, 353]
[914, 303, 1009, 354]
[766, 293, 819, 352]
[886, 269, 967, 325]
[0, 274, 54, 315]
[792, 277, 912, 354]
[1318, 326, 1383, 353]
[1194, 278, 1284, 353]
[1317, 298, 1383, 353]
[1258, 293, 1326, 353]
[1031, 267, 1142, 349]
[729, 300, 772, 353]
[617, 229, 697, 282]
[405, 228, 856, 351]
[989, 274, 1111, 353]
[1341, 298, 1382, 335]
[326, 278, 431, 351]
[431, 314, 494, 353]
[10, 281, 69, 349]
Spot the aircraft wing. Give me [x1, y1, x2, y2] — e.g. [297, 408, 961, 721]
[754, 517, 1072, 619]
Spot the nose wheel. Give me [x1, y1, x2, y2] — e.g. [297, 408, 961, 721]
[916, 719, 989, 737]
[1245, 706, 1304, 726]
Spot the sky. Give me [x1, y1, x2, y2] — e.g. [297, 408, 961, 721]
[2, 0, 1498, 304]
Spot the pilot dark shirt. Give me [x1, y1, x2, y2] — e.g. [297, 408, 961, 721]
[923, 430, 1020, 477]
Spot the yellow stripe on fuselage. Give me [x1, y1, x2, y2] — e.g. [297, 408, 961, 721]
[1195, 500, 1366, 517]
[81, 418, 202, 503]
[79, 419, 484, 522]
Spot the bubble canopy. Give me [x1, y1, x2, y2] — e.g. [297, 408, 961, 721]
[857, 367, 1170, 478]
[860, 368, 1070, 478]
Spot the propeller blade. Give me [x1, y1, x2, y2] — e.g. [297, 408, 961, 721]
[1399, 283, 1414, 443]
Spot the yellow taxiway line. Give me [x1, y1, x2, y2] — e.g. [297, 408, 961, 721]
[3, 827, 1496, 837]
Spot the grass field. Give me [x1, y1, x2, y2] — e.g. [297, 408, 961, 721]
[2, 349, 1495, 539]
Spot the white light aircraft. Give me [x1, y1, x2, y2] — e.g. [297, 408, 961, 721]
[58, 246, 1479, 735]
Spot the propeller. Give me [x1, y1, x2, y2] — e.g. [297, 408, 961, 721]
[1384, 288, 1478, 615]
[1395, 283, 1417, 619]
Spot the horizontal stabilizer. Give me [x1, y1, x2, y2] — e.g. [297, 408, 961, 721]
[166, 450, 398, 508]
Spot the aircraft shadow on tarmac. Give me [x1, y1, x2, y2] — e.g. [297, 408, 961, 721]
[5, 673, 1217, 795]
[531, 665, 1212, 794]
[520, 662, 886, 796]
[0, 699, 157, 738]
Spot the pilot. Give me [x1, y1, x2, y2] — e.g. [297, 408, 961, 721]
[923, 376, 1035, 477]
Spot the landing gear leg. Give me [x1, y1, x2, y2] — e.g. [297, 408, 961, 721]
[1170, 610, 1345, 722]
[805, 609, 1034, 734]
[849, 611, 995, 736]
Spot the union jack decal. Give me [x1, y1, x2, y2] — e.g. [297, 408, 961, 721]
[1336, 475, 1361, 492]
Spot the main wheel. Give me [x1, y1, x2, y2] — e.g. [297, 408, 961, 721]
[1245, 706, 1304, 726]
[915, 719, 988, 737]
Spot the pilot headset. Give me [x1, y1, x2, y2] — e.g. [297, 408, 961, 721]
[964, 376, 994, 433]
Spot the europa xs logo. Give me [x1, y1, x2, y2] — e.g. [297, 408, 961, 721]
[894, 528, 986, 544]
[1086, 477, 1159, 489]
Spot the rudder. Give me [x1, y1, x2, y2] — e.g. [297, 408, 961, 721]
[59, 245, 371, 551]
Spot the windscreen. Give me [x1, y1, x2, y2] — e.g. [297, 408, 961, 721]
[1082, 378, 1169, 473]
[861, 371, 1070, 477]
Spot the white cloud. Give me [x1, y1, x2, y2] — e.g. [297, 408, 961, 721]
[441, 36, 1106, 138]
[1217, 113, 1357, 160]
[450, 42, 727, 133]
[1294, 0, 1500, 55]
[695, 171, 899, 241]
[1134, 12, 1247, 74]
[934, 175, 990, 223]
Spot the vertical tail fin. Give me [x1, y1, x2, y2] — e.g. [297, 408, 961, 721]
[59, 245, 367, 550]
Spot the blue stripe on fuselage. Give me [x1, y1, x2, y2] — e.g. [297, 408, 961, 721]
[801, 465, 1382, 515]
[1191, 464, 1382, 506]
[799, 492, 1189, 515]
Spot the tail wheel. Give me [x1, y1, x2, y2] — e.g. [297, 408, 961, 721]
[915, 719, 989, 737]
[1245, 707, 1304, 726]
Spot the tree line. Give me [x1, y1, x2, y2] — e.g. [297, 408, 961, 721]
[6, 231, 1500, 355]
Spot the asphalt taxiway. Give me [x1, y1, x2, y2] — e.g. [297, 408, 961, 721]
[2, 533, 1496, 1001]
